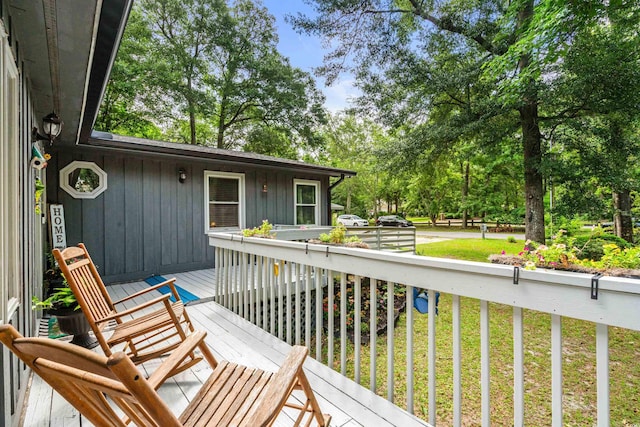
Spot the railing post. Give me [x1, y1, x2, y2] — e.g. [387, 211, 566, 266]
[453, 295, 461, 427]
[406, 285, 414, 414]
[514, 307, 524, 427]
[340, 272, 347, 376]
[305, 265, 312, 348]
[269, 258, 275, 336]
[370, 277, 377, 393]
[354, 275, 362, 384]
[552, 314, 563, 427]
[286, 261, 292, 344]
[315, 267, 323, 360]
[480, 299, 490, 427]
[295, 263, 301, 345]
[596, 323, 610, 427]
[328, 270, 334, 369]
[387, 282, 395, 403]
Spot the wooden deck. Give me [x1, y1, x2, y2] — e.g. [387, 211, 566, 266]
[21, 269, 429, 427]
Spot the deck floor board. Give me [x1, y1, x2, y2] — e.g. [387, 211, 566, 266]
[22, 269, 429, 427]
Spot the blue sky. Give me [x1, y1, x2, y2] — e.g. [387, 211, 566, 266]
[261, 0, 358, 113]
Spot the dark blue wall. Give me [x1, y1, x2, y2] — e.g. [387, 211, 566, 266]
[47, 145, 330, 283]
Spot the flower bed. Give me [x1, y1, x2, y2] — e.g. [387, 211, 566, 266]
[490, 230, 640, 278]
[323, 277, 406, 342]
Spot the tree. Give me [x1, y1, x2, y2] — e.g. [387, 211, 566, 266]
[95, 9, 163, 139]
[205, 0, 327, 150]
[141, 0, 227, 145]
[104, 0, 326, 155]
[545, 3, 640, 241]
[319, 113, 387, 217]
[290, 0, 623, 242]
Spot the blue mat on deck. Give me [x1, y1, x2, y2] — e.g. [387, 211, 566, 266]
[144, 275, 200, 304]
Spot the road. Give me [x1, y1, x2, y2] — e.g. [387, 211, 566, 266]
[416, 230, 525, 244]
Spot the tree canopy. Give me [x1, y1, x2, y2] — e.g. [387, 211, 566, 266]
[96, 0, 326, 156]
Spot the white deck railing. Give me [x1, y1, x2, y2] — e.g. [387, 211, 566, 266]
[208, 232, 640, 427]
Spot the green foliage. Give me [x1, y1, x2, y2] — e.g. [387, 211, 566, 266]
[513, 228, 640, 271]
[318, 224, 361, 245]
[32, 282, 78, 311]
[242, 220, 274, 238]
[34, 178, 44, 214]
[573, 232, 632, 261]
[546, 216, 585, 238]
[99, 0, 326, 155]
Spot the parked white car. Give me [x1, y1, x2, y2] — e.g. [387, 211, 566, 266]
[337, 214, 369, 227]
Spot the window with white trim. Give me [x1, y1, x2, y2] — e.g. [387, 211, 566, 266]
[294, 179, 320, 225]
[205, 171, 245, 231]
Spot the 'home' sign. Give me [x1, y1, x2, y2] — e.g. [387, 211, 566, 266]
[50, 204, 67, 249]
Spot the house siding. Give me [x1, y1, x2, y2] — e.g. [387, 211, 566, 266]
[48, 145, 330, 283]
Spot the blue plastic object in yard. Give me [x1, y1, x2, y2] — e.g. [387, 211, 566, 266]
[413, 287, 440, 314]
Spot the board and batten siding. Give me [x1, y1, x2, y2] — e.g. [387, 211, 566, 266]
[48, 145, 329, 283]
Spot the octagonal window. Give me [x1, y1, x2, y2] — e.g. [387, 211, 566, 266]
[59, 161, 108, 199]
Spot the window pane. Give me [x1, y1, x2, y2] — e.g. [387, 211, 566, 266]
[209, 204, 239, 228]
[296, 206, 316, 225]
[296, 185, 316, 204]
[209, 177, 239, 202]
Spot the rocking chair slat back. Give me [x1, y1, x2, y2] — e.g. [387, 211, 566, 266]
[51, 243, 216, 379]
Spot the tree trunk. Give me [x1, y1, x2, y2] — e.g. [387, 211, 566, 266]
[216, 95, 226, 148]
[521, 103, 545, 243]
[518, 0, 545, 243]
[613, 190, 633, 242]
[461, 161, 470, 229]
[187, 76, 197, 145]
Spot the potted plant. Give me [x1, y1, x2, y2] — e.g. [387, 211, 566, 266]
[32, 280, 98, 348]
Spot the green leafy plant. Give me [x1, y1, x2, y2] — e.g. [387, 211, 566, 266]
[318, 224, 362, 245]
[242, 219, 274, 238]
[32, 281, 79, 312]
[34, 178, 45, 214]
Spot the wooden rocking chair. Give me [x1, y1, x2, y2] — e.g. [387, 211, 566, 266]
[0, 324, 331, 426]
[52, 243, 216, 378]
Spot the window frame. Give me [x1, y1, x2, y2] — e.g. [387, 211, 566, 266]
[59, 161, 108, 199]
[293, 179, 321, 226]
[204, 171, 245, 233]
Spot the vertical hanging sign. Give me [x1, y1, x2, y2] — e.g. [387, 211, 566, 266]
[50, 204, 67, 249]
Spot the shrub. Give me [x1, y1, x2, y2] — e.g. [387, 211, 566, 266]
[573, 233, 632, 261]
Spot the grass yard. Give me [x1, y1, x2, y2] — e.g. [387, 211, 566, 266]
[320, 237, 640, 426]
[325, 298, 640, 426]
[417, 238, 524, 262]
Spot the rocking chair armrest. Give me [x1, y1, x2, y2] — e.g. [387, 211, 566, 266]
[113, 278, 180, 305]
[147, 331, 215, 389]
[99, 294, 173, 322]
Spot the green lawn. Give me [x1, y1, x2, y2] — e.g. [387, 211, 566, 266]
[417, 238, 524, 262]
